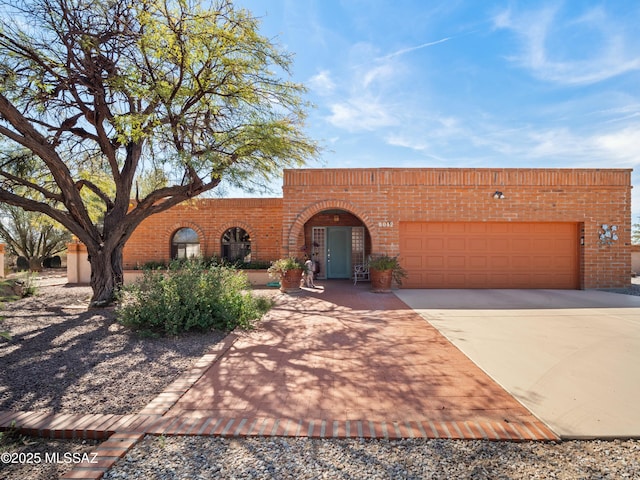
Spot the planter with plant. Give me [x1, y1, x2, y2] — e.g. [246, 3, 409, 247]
[368, 254, 407, 293]
[268, 257, 305, 293]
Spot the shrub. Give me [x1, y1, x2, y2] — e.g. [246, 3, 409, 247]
[367, 254, 407, 285]
[117, 260, 272, 336]
[232, 260, 272, 270]
[138, 260, 169, 270]
[0, 273, 37, 300]
[267, 257, 306, 278]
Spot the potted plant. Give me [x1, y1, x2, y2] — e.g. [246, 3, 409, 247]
[268, 257, 305, 293]
[368, 254, 407, 293]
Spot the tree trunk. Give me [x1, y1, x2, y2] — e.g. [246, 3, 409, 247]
[88, 244, 124, 308]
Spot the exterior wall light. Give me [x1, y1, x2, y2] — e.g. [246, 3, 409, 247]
[333, 215, 340, 222]
[493, 191, 505, 199]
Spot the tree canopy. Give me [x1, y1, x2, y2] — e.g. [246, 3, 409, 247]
[0, 203, 70, 263]
[0, 0, 318, 305]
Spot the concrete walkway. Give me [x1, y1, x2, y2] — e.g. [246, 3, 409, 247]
[395, 289, 640, 439]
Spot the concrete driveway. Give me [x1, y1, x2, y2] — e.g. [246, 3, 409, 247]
[395, 289, 640, 439]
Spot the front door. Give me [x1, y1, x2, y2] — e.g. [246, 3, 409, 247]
[327, 227, 352, 278]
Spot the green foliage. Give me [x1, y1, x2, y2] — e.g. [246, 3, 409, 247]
[0, 274, 37, 300]
[18, 272, 38, 297]
[134, 168, 169, 199]
[367, 254, 408, 286]
[137, 260, 169, 271]
[117, 260, 272, 336]
[0, 305, 9, 341]
[0, 203, 71, 262]
[0, 279, 18, 302]
[232, 260, 272, 270]
[77, 169, 117, 226]
[0, 421, 33, 451]
[136, 256, 273, 271]
[0, 0, 318, 306]
[267, 257, 305, 278]
[633, 217, 640, 245]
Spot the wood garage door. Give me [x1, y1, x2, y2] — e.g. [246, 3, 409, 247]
[400, 222, 579, 289]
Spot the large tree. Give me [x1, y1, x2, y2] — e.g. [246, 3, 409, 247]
[0, 203, 71, 264]
[0, 0, 317, 305]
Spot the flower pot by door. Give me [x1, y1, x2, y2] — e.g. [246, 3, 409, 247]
[370, 268, 393, 293]
[280, 268, 303, 293]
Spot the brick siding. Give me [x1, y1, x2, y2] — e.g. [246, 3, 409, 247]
[282, 168, 632, 289]
[123, 168, 632, 289]
[123, 198, 283, 269]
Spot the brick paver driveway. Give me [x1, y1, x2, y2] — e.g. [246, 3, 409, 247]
[168, 281, 555, 440]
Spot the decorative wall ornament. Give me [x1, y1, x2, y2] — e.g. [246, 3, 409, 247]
[599, 224, 618, 245]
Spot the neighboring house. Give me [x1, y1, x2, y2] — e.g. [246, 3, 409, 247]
[122, 167, 633, 289]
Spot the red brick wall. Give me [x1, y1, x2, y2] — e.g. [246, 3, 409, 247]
[123, 198, 283, 269]
[282, 168, 632, 289]
[122, 168, 631, 289]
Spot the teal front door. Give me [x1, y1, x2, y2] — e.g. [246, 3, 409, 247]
[326, 227, 351, 278]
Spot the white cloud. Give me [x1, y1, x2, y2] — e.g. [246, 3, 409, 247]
[477, 122, 640, 168]
[320, 41, 407, 132]
[362, 63, 396, 89]
[379, 105, 640, 170]
[327, 97, 398, 132]
[592, 127, 640, 163]
[385, 133, 429, 152]
[494, 5, 640, 85]
[308, 70, 336, 96]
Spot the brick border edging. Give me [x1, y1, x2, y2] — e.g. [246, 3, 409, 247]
[0, 331, 562, 479]
[0, 411, 559, 443]
[0, 334, 239, 480]
[58, 333, 240, 479]
[0, 414, 561, 480]
[138, 416, 559, 442]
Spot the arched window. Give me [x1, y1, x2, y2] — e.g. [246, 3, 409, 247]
[171, 228, 200, 259]
[221, 227, 251, 262]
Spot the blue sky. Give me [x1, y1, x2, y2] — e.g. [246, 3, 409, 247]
[233, 0, 640, 223]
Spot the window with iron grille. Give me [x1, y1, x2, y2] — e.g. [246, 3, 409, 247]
[221, 227, 251, 262]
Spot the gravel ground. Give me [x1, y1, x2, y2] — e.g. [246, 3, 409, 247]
[104, 436, 640, 480]
[0, 275, 226, 415]
[0, 273, 227, 479]
[2, 274, 640, 479]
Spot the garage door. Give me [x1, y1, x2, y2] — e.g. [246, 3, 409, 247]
[400, 222, 579, 289]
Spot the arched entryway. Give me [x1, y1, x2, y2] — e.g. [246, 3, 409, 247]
[303, 209, 371, 280]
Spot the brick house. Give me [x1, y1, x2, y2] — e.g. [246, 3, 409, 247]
[123, 168, 633, 289]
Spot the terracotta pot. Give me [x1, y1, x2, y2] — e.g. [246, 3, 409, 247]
[370, 268, 393, 293]
[280, 268, 303, 293]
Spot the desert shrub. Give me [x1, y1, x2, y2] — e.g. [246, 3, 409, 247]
[231, 260, 272, 270]
[138, 260, 168, 270]
[117, 260, 271, 336]
[0, 273, 37, 300]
